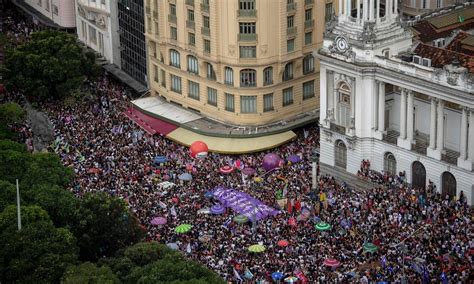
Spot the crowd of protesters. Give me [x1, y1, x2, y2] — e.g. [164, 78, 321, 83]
[1, 14, 472, 283]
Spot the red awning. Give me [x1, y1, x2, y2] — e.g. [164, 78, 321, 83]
[124, 107, 178, 135]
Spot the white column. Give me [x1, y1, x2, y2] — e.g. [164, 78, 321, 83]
[363, 0, 368, 21]
[459, 107, 468, 160]
[468, 110, 474, 161]
[399, 89, 407, 139]
[394, 0, 398, 15]
[387, 0, 392, 18]
[376, 0, 380, 22]
[357, 0, 361, 21]
[436, 99, 445, 152]
[333, 88, 338, 124]
[429, 98, 437, 149]
[406, 90, 414, 143]
[378, 81, 385, 132]
[348, 0, 352, 18]
[312, 160, 317, 189]
[373, 80, 379, 131]
[327, 71, 334, 123]
[339, 0, 343, 16]
[369, 0, 374, 21]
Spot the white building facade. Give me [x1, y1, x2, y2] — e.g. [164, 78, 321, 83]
[75, 0, 120, 65]
[317, 0, 474, 204]
[20, 0, 76, 28]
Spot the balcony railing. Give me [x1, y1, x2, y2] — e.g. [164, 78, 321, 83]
[201, 3, 209, 13]
[238, 9, 257, 17]
[305, 19, 314, 29]
[287, 26, 297, 37]
[185, 0, 194, 6]
[168, 14, 177, 23]
[287, 2, 296, 12]
[330, 123, 346, 135]
[186, 20, 195, 29]
[201, 26, 210, 36]
[304, 0, 314, 5]
[238, 33, 257, 41]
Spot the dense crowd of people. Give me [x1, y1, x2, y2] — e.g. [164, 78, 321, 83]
[1, 14, 472, 283]
[38, 74, 471, 283]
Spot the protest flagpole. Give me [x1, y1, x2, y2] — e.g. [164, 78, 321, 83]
[16, 179, 22, 231]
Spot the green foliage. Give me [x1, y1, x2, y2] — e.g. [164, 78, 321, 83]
[62, 262, 120, 284]
[0, 180, 16, 212]
[0, 102, 25, 125]
[0, 139, 27, 152]
[0, 205, 79, 283]
[72, 192, 145, 261]
[2, 30, 99, 101]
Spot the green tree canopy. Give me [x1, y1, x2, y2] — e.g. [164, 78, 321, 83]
[72, 192, 145, 261]
[0, 102, 25, 125]
[0, 205, 79, 283]
[62, 262, 120, 284]
[2, 30, 99, 101]
[0, 139, 27, 152]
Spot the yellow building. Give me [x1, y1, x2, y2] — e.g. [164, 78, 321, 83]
[145, 0, 336, 126]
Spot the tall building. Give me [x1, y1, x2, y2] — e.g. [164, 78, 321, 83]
[145, 0, 336, 126]
[118, 0, 148, 86]
[318, 1, 474, 203]
[75, 0, 121, 65]
[12, 0, 76, 29]
[402, 0, 469, 17]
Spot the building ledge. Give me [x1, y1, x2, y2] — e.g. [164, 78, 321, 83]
[103, 63, 148, 95]
[12, 0, 70, 29]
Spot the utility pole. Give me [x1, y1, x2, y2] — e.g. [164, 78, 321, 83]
[16, 179, 21, 231]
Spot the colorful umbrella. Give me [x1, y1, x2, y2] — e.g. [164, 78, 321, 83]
[323, 258, 341, 267]
[166, 242, 179, 250]
[272, 272, 285, 281]
[242, 167, 256, 176]
[154, 155, 168, 165]
[277, 240, 289, 247]
[284, 276, 299, 283]
[219, 165, 234, 174]
[363, 242, 378, 253]
[248, 244, 265, 253]
[315, 222, 332, 231]
[150, 216, 167, 226]
[287, 154, 302, 163]
[233, 215, 249, 224]
[210, 204, 225, 214]
[178, 173, 192, 181]
[175, 224, 192, 234]
[204, 191, 214, 198]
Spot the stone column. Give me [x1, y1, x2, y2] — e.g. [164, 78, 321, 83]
[399, 89, 407, 139]
[363, 0, 368, 21]
[347, 0, 352, 18]
[387, 0, 392, 19]
[369, 0, 375, 21]
[339, 0, 343, 16]
[436, 99, 445, 152]
[350, 78, 356, 127]
[327, 71, 334, 123]
[429, 98, 437, 149]
[376, 0, 380, 22]
[406, 90, 414, 143]
[459, 107, 468, 160]
[468, 110, 474, 161]
[378, 81, 385, 132]
[394, 0, 398, 15]
[373, 80, 379, 131]
[333, 87, 339, 124]
[357, 0, 361, 21]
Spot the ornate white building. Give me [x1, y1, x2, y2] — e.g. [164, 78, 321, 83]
[75, 0, 120, 65]
[317, 1, 474, 204]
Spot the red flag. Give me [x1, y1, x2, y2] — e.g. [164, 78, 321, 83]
[294, 199, 301, 212]
[287, 199, 293, 214]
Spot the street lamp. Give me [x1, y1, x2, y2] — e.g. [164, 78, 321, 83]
[311, 147, 320, 190]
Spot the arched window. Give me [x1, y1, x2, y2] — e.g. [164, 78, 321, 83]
[240, 69, 256, 87]
[206, 63, 216, 80]
[169, 49, 180, 68]
[283, 62, 293, 81]
[335, 140, 347, 169]
[303, 54, 314, 74]
[187, 55, 198, 74]
[263, 67, 273, 86]
[383, 152, 396, 175]
[224, 67, 233, 85]
[337, 82, 351, 127]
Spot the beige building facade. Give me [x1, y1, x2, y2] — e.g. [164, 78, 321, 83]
[145, 0, 336, 126]
[402, 0, 468, 17]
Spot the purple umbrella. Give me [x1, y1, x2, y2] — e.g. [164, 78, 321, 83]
[287, 154, 301, 163]
[151, 217, 167, 226]
[262, 153, 281, 171]
[210, 204, 225, 215]
[242, 167, 256, 176]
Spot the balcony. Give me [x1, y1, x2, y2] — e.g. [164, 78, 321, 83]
[238, 9, 257, 18]
[201, 26, 210, 36]
[330, 123, 346, 135]
[201, 3, 209, 13]
[287, 2, 296, 12]
[168, 14, 177, 23]
[238, 33, 257, 41]
[304, 19, 314, 29]
[186, 20, 195, 29]
[304, 0, 314, 5]
[185, 0, 194, 6]
[287, 26, 297, 37]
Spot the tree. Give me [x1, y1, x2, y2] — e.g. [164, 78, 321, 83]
[0, 180, 17, 213]
[62, 262, 120, 284]
[0, 139, 27, 152]
[0, 102, 25, 125]
[2, 31, 99, 101]
[72, 192, 145, 261]
[0, 205, 79, 283]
